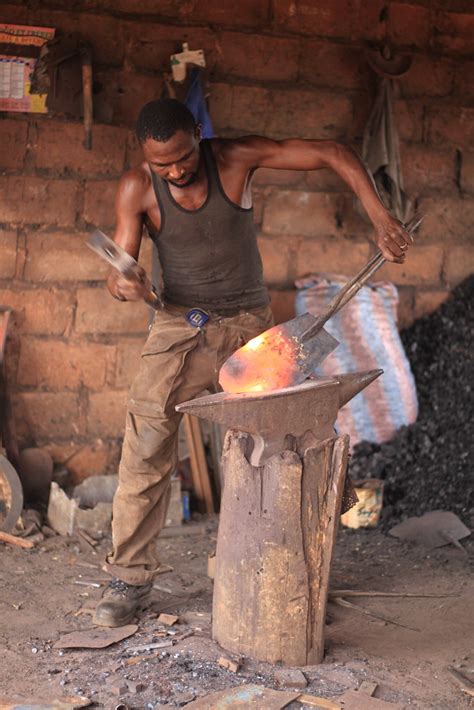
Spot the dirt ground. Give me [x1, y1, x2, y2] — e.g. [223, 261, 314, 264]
[0, 518, 472, 709]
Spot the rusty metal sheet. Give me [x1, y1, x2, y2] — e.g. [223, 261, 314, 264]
[0, 454, 23, 533]
[53, 624, 138, 649]
[186, 684, 300, 709]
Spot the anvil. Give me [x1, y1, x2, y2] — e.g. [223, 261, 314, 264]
[176, 369, 382, 466]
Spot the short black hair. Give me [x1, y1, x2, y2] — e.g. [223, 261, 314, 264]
[136, 99, 196, 144]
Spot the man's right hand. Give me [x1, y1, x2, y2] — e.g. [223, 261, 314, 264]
[107, 267, 151, 302]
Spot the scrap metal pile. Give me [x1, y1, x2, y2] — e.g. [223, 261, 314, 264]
[349, 276, 474, 525]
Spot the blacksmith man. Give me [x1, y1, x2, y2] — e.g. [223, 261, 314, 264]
[93, 98, 411, 627]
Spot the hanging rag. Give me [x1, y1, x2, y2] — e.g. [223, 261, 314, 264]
[184, 67, 214, 138]
[362, 77, 412, 223]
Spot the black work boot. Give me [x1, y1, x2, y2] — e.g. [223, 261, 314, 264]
[93, 577, 152, 628]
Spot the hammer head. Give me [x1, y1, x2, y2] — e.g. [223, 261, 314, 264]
[88, 230, 141, 279]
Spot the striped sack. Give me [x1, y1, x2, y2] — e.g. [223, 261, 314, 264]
[295, 274, 418, 446]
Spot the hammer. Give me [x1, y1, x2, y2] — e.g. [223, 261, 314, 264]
[87, 230, 163, 309]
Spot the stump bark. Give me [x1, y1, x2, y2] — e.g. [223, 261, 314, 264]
[212, 430, 349, 666]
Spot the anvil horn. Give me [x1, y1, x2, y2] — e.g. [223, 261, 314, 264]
[337, 369, 383, 408]
[176, 370, 383, 466]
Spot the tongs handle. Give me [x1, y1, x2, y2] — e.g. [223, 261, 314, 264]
[301, 214, 424, 340]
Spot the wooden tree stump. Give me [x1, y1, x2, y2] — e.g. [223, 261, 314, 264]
[212, 430, 349, 666]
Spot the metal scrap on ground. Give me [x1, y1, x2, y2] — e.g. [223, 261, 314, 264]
[53, 624, 138, 649]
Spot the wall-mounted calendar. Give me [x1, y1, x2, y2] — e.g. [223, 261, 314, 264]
[0, 24, 55, 113]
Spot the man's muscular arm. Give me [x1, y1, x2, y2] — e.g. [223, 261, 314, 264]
[229, 136, 411, 263]
[107, 169, 151, 301]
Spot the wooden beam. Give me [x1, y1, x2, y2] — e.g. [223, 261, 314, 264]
[183, 414, 214, 514]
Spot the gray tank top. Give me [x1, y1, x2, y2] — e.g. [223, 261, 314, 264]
[148, 139, 269, 315]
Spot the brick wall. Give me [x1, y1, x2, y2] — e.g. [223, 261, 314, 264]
[1, 0, 473, 480]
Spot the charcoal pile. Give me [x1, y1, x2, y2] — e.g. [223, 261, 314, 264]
[349, 275, 474, 525]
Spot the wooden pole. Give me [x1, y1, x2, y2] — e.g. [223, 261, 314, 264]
[183, 414, 214, 514]
[212, 430, 349, 666]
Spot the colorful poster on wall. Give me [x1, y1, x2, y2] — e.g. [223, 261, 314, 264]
[0, 24, 55, 113]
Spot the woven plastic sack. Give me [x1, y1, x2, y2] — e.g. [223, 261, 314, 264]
[295, 274, 418, 446]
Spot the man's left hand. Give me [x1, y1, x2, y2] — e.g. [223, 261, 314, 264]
[374, 215, 412, 263]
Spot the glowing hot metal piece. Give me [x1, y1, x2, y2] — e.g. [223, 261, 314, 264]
[219, 313, 338, 394]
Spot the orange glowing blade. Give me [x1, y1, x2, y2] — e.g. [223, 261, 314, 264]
[219, 314, 340, 394]
[219, 329, 303, 393]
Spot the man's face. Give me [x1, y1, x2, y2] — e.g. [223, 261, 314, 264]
[142, 129, 201, 188]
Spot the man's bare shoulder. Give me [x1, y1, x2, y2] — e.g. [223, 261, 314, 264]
[210, 135, 276, 168]
[119, 162, 150, 192]
[116, 163, 153, 212]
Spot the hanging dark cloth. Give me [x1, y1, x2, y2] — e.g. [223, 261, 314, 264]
[362, 78, 412, 223]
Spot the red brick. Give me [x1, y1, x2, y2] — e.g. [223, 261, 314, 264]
[269, 289, 296, 324]
[402, 56, 455, 98]
[115, 339, 144, 388]
[253, 168, 303, 187]
[87, 390, 128, 438]
[126, 132, 144, 170]
[24, 230, 109, 282]
[190, 0, 270, 28]
[126, 23, 213, 73]
[266, 90, 353, 140]
[17, 6, 125, 65]
[460, 151, 474, 194]
[257, 235, 293, 286]
[0, 4, 28, 23]
[211, 84, 271, 135]
[400, 144, 456, 194]
[216, 32, 299, 83]
[0, 119, 28, 171]
[0, 288, 74, 335]
[273, 0, 357, 39]
[101, 0, 188, 16]
[305, 169, 351, 193]
[34, 121, 127, 176]
[94, 69, 164, 127]
[83, 180, 119, 228]
[444, 245, 474, 286]
[299, 41, 364, 90]
[44, 439, 115, 484]
[454, 60, 474, 101]
[417, 196, 474, 243]
[389, 3, 431, 48]
[414, 289, 450, 320]
[75, 12, 125, 65]
[0, 229, 17, 278]
[427, 107, 474, 149]
[75, 288, 149, 335]
[18, 339, 115, 390]
[0, 176, 78, 226]
[433, 11, 474, 56]
[112, 0, 270, 26]
[356, 0, 389, 42]
[295, 238, 371, 279]
[262, 191, 342, 237]
[211, 84, 352, 140]
[377, 245, 444, 286]
[14, 392, 85, 440]
[338, 198, 374, 240]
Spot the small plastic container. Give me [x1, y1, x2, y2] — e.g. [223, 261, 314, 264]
[341, 479, 384, 529]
